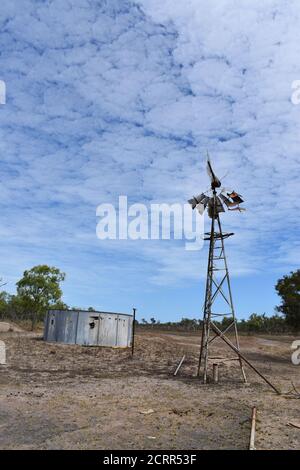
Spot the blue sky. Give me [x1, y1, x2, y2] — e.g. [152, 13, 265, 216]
[0, 0, 299, 322]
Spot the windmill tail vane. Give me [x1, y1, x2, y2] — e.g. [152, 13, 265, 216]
[206, 153, 221, 189]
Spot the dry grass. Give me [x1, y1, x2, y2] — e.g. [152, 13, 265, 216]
[0, 329, 299, 449]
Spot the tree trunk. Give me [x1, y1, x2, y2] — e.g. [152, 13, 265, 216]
[31, 311, 37, 331]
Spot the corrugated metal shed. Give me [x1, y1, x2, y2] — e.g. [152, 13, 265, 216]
[44, 309, 133, 347]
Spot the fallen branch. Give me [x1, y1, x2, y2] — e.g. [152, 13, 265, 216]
[174, 355, 185, 376]
[287, 421, 300, 429]
[249, 407, 257, 450]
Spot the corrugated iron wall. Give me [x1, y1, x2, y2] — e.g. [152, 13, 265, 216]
[44, 310, 133, 347]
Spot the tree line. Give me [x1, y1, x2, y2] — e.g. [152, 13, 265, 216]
[0, 265, 299, 333]
[138, 313, 291, 334]
[137, 270, 300, 333]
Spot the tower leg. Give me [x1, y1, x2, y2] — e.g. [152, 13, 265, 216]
[198, 200, 215, 382]
[215, 215, 247, 384]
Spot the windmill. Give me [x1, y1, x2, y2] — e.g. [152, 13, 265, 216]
[188, 155, 279, 392]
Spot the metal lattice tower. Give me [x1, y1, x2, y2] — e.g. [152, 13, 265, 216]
[197, 188, 247, 384]
[187, 155, 281, 393]
[186, 160, 280, 393]
[188, 154, 248, 384]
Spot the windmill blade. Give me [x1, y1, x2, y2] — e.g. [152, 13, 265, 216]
[188, 197, 197, 209]
[188, 193, 208, 209]
[207, 154, 221, 189]
[196, 202, 206, 215]
[228, 207, 246, 212]
[195, 196, 210, 215]
[216, 196, 225, 213]
[219, 193, 240, 208]
[227, 191, 244, 204]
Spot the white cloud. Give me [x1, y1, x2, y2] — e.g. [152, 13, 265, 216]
[0, 0, 299, 316]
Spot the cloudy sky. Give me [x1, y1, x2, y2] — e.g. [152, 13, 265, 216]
[0, 0, 299, 321]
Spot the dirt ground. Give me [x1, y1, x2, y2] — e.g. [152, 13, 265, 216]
[0, 328, 299, 450]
